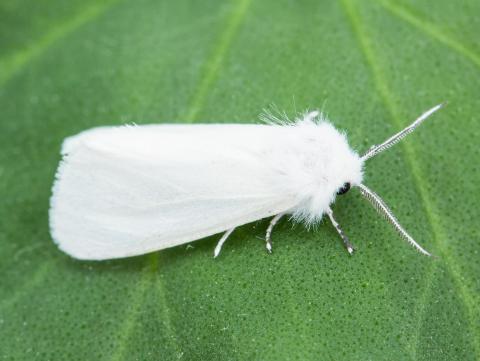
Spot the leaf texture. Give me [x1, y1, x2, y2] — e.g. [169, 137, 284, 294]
[0, 0, 479, 359]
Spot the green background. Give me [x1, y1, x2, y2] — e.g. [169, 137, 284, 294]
[1, 0, 479, 359]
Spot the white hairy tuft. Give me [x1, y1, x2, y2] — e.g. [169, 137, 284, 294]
[262, 112, 363, 224]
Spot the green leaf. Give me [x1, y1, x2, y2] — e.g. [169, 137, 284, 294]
[1, 0, 479, 359]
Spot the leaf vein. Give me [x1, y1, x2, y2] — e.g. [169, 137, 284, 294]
[155, 253, 183, 357]
[185, 0, 252, 122]
[375, 0, 480, 69]
[108, 256, 154, 361]
[0, 262, 51, 311]
[339, 0, 480, 358]
[0, 0, 121, 87]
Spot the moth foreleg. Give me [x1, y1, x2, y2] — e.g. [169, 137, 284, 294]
[326, 207, 356, 255]
[214, 227, 236, 258]
[265, 213, 286, 253]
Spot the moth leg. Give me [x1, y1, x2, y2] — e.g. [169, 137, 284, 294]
[214, 227, 236, 258]
[265, 213, 285, 253]
[326, 207, 356, 255]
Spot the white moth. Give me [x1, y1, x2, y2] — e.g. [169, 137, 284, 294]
[49, 104, 443, 260]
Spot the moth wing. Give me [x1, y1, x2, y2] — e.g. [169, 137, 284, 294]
[50, 124, 298, 260]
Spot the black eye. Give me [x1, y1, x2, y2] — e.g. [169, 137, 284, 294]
[337, 182, 351, 195]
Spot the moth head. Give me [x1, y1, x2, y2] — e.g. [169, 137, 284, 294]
[346, 103, 444, 256]
[329, 145, 363, 199]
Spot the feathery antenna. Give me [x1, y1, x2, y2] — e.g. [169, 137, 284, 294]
[358, 183, 431, 256]
[361, 103, 444, 161]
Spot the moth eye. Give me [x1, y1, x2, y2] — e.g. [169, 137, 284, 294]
[337, 182, 351, 195]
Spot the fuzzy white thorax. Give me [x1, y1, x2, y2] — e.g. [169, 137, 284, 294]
[264, 112, 363, 224]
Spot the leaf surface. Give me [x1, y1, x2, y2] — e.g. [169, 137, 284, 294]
[1, 0, 479, 359]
